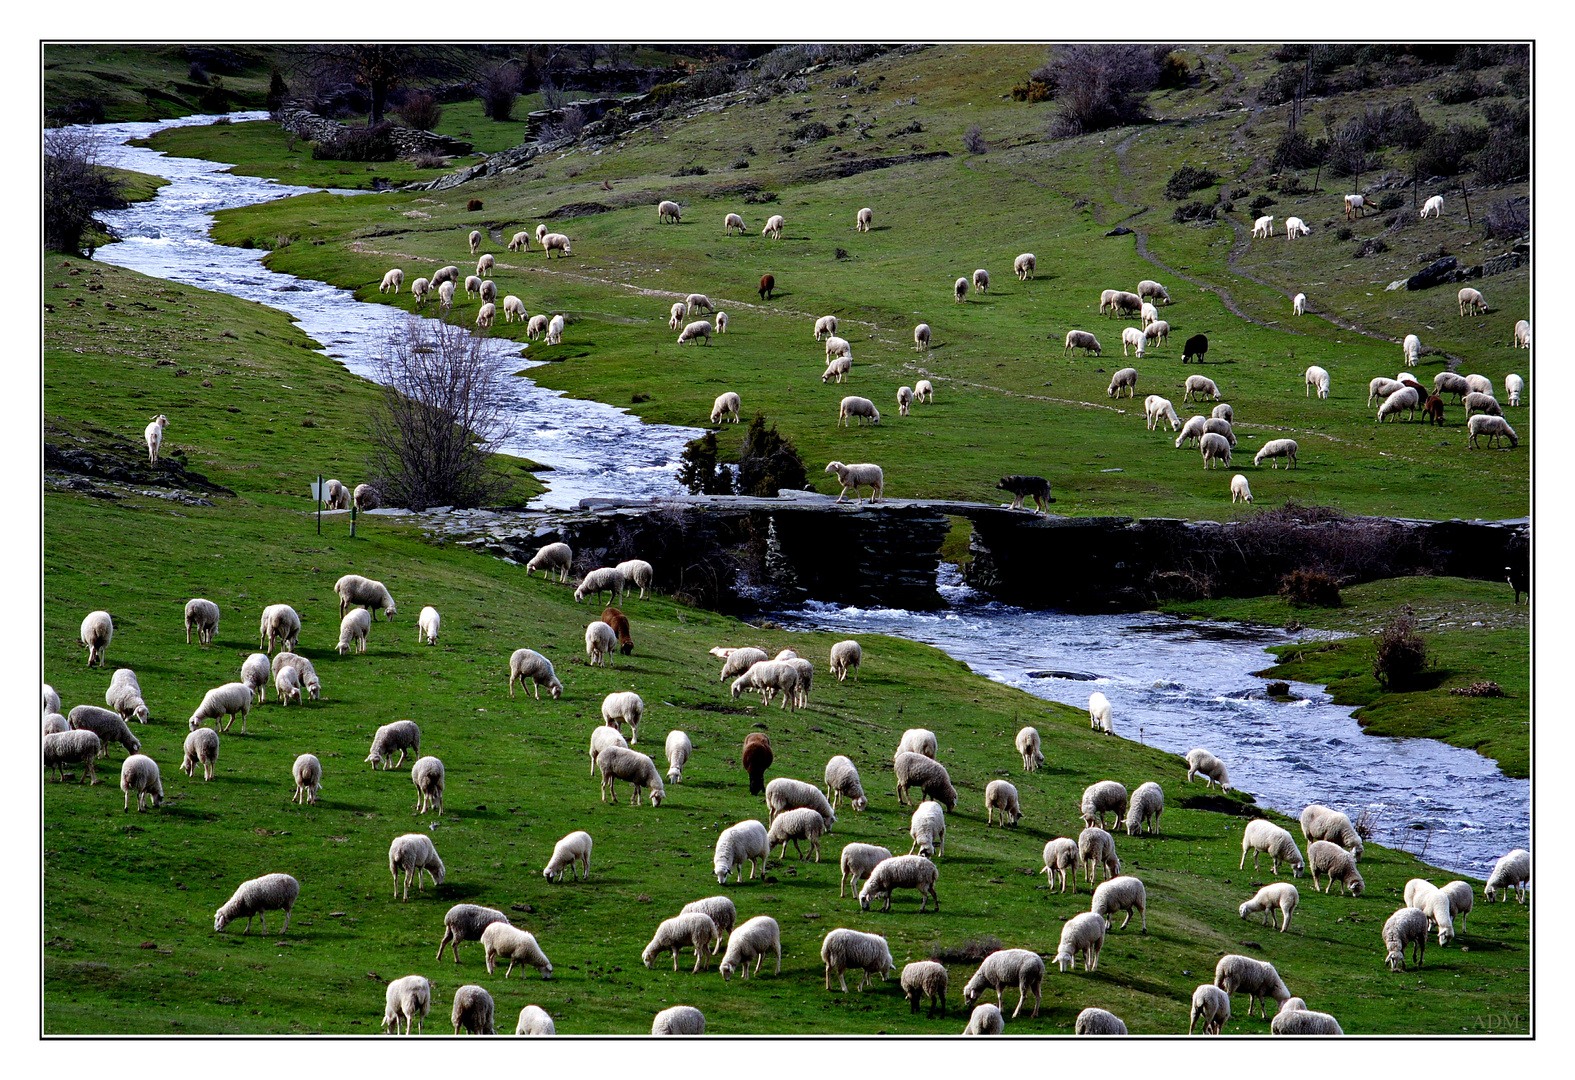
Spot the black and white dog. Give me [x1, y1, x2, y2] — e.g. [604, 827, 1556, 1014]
[996, 475, 1055, 515]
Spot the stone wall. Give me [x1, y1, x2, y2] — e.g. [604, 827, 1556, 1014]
[273, 104, 473, 158]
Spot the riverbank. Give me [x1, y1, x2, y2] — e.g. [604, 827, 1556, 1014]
[43, 256, 1529, 1033]
[1162, 577, 1529, 779]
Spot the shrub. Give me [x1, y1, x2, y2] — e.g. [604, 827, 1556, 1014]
[673, 163, 708, 177]
[480, 63, 522, 121]
[1009, 78, 1052, 103]
[890, 120, 923, 136]
[792, 121, 831, 142]
[962, 124, 986, 154]
[1273, 131, 1322, 170]
[312, 121, 398, 162]
[734, 413, 807, 498]
[742, 190, 779, 204]
[188, 61, 209, 85]
[1171, 201, 1217, 223]
[1230, 186, 1250, 199]
[1475, 131, 1529, 184]
[397, 90, 442, 132]
[409, 151, 447, 170]
[1336, 225, 1353, 241]
[731, 158, 749, 170]
[1481, 198, 1529, 241]
[1436, 73, 1484, 105]
[199, 78, 229, 114]
[1353, 237, 1389, 258]
[44, 126, 127, 255]
[266, 68, 289, 114]
[1449, 680, 1505, 698]
[1373, 605, 1429, 690]
[1378, 193, 1405, 211]
[560, 106, 586, 139]
[1248, 194, 1277, 214]
[1157, 52, 1190, 89]
[1040, 43, 1162, 136]
[677, 432, 736, 496]
[1163, 165, 1218, 200]
[1278, 569, 1342, 607]
[1415, 124, 1489, 177]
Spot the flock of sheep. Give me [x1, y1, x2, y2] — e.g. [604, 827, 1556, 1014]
[45, 531, 1531, 1034]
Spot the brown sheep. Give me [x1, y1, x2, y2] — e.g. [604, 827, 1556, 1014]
[600, 606, 635, 656]
[759, 274, 775, 300]
[742, 732, 773, 796]
[1423, 394, 1446, 426]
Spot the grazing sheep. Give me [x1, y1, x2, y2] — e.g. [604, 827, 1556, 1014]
[1140, 301, 1159, 327]
[710, 391, 741, 424]
[1307, 840, 1365, 895]
[181, 727, 220, 781]
[1213, 954, 1291, 1020]
[214, 873, 300, 935]
[714, 818, 770, 884]
[1093, 875, 1147, 931]
[187, 682, 255, 734]
[1078, 826, 1121, 885]
[1405, 877, 1439, 911]
[1305, 365, 1330, 399]
[1430, 371, 1471, 402]
[1056, 911, 1107, 972]
[758, 274, 775, 299]
[184, 598, 220, 646]
[1042, 837, 1079, 892]
[1125, 781, 1164, 836]
[525, 313, 548, 339]
[388, 833, 445, 900]
[665, 301, 688, 331]
[1101, 290, 1142, 317]
[839, 842, 892, 898]
[450, 986, 495, 1035]
[1299, 804, 1364, 858]
[259, 604, 300, 654]
[731, 660, 800, 710]
[411, 605, 441, 647]
[353, 483, 380, 511]
[437, 281, 455, 311]
[718, 647, 769, 683]
[643, 912, 720, 973]
[478, 280, 498, 306]
[963, 1003, 1005, 1035]
[44, 730, 100, 784]
[289, 752, 321, 805]
[1254, 438, 1299, 468]
[534, 224, 548, 244]
[1064, 329, 1102, 357]
[657, 199, 681, 223]
[678, 320, 713, 346]
[336, 608, 372, 656]
[271, 652, 320, 701]
[1383, 906, 1430, 971]
[431, 265, 460, 288]
[542, 233, 571, 258]
[1241, 819, 1305, 877]
[144, 414, 167, 464]
[1419, 194, 1445, 219]
[1015, 726, 1044, 772]
[1467, 414, 1519, 448]
[588, 726, 628, 778]
[1212, 402, 1234, 422]
[1121, 326, 1145, 358]
[821, 928, 894, 992]
[651, 1005, 705, 1034]
[902, 960, 949, 1016]
[467, 229, 482, 254]
[897, 385, 914, 416]
[70, 704, 142, 756]
[741, 732, 774, 796]
[1240, 882, 1299, 932]
[1184, 375, 1221, 402]
[962, 949, 1044, 1018]
[1252, 215, 1275, 238]
[44, 683, 61, 716]
[680, 897, 737, 953]
[575, 568, 626, 606]
[507, 230, 531, 252]
[824, 460, 883, 503]
[1138, 278, 1170, 304]
[1182, 333, 1210, 363]
[545, 314, 566, 345]
[410, 278, 430, 304]
[1224, 473, 1255, 507]
[973, 268, 990, 294]
[597, 745, 665, 807]
[1081, 780, 1127, 829]
[856, 206, 873, 231]
[482, 924, 554, 979]
[762, 214, 785, 239]
[1422, 889, 1461, 945]
[44, 712, 69, 735]
[724, 211, 745, 234]
[601, 691, 645, 744]
[382, 975, 431, 1035]
[984, 779, 1022, 827]
[894, 751, 957, 810]
[912, 379, 933, 405]
[1458, 286, 1487, 315]
[822, 755, 867, 812]
[365, 720, 421, 771]
[824, 335, 853, 364]
[1270, 999, 1343, 1035]
[823, 641, 864, 687]
[1293, 292, 1307, 316]
[526, 542, 573, 583]
[1505, 373, 1524, 406]
[436, 904, 511, 962]
[715, 311, 729, 333]
[720, 916, 782, 981]
[475, 253, 494, 279]
[908, 800, 947, 858]
[507, 648, 563, 700]
[1190, 984, 1232, 1035]
[954, 276, 969, 302]
[1076, 1008, 1128, 1035]
[1145, 394, 1180, 431]
[859, 854, 940, 913]
[475, 302, 496, 329]
[664, 730, 692, 785]
[1175, 415, 1208, 449]
[1485, 848, 1531, 903]
[1185, 748, 1231, 790]
[1514, 318, 1531, 348]
[767, 806, 827, 862]
[1145, 320, 1171, 347]
[1370, 377, 1409, 407]
[1107, 367, 1138, 398]
[1285, 216, 1310, 239]
[411, 755, 444, 815]
[80, 610, 113, 667]
[515, 1005, 554, 1035]
[1012, 252, 1037, 281]
[1463, 391, 1503, 420]
[1436, 880, 1475, 934]
[106, 668, 150, 723]
[464, 275, 483, 300]
[1087, 692, 1115, 735]
[835, 393, 882, 428]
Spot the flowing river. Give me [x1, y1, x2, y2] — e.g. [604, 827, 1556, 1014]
[74, 113, 1528, 877]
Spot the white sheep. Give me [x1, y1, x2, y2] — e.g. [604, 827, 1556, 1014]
[482, 924, 554, 979]
[1092, 875, 1147, 931]
[1240, 882, 1299, 932]
[597, 692, 645, 745]
[767, 806, 826, 861]
[381, 975, 431, 1034]
[431, 265, 460, 287]
[710, 391, 740, 424]
[724, 211, 745, 235]
[508, 648, 563, 700]
[1485, 848, 1530, 903]
[1184, 374, 1221, 402]
[1285, 216, 1309, 239]
[436, 904, 511, 962]
[820, 927, 894, 992]
[1467, 414, 1519, 449]
[1075, 1007, 1128, 1035]
[856, 206, 873, 231]
[720, 916, 782, 981]
[181, 727, 219, 781]
[271, 652, 320, 701]
[1268, 999, 1342, 1035]
[1185, 747, 1231, 790]
[824, 460, 883, 502]
[1292, 292, 1307, 316]
[1515, 318, 1531, 348]
[44, 729, 100, 783]
[106, 668, 150, 723]
[1459, 286, 1487, 315]
[526, 542, 573, 583]
[1252, 215, 1274, 238]
[1505, 373, 1524, 407]
[525, 313, 549, 339]
[336, 607, 372, 655]
[1240, 819, 1305, 877]
[1087, 692, 1114, 735]
[507, 231, 531, 252]
[464, 274, 483, 299]
[410, 277, 430, 304]
[963, 1003, 1005, 1035]
[588, 726, 628, 780]
[668, 301, 687, 330]
[144, 414, 168, 464]
[897, 385, 914, 416]
[475, 301, 496, 329]
[839, 842, 892, 897]
[365, 720, 422, 770]
[184, 598, 220, 645]
[259, 603, 300, 654]
[80, 610, 113, 667]
[1081, 779, 1127, 829]
[1307, 840, 1365, 895]
[1213, 954, 1291, 1019]
[467, 229, 482, 254]
[44, 712, 70, 736]
[984, 779, 1022, 827]
[894, 752, 957, 809]
[718, 647, 769, 682]
[823, 755, 867, 811]
[1125, 781, 1164, 835]
[450, 986, 495, 1035]
[1305, 365, 1330, 399]
[678, 320, 713, 346]
[597, 745, 665, 807]
[1078, 827, 1121, 885]
[1055, 911, 1107, 972]
[953, 276, 969, 303]
[828, 640, 862, 683]
[731, 660, 800, 710]
[1015, 726, 1044, 772]
[1420, 194, 1444, 219]
[1015, 252, 1036, 280]
[835, 394, 881, 427]
[680, 896, 737, 953]
[763, 214, 785, 239]
[643, 912, 719, 973]
[388, 833, 445, 899]
[713, 819, 770, 884]
[515, 1005, 555, 1035]
[214, 873, 300, 935]
[534, 224, 548, 244]
[1120, 326, 1145, 358]
[44, 684, 60, 716]
[901, 960, 949, 1016]
[411, 755, 444, 815]
[1042, 837, 1079, 892]
[1299, 804, 1364, 858]
[546, 314, 565, 344]
[1255, 438, 1299, 468]
[1107, 367, 1138, 399]
[663, 730, 693, 785]
[908, 799, 946, 858]
[188, 682, 254, 734]
[1463, 391, 1502, 418]
[290, 752, 321, 804]
[1436, 880, 1475, 936]
[824, 334, 852, 361]
[1405, 877, 1439, 911]
[859, 853, 940, 912]
[575, 567, 626, 605]
[657, 199, 681, 223]
[1145, 394, 1180, 431]
[1190, 984, 1231, 1035]
[1064, 329, 1102, 357]
[961, 949, 1044, 1018]
[814, 315, 839, 340]
[650, 1005, 705, 1035]
[972, 267, 990, 294]
[715, 311, 728, 333]
[1139, 301, 1159, 328]
[1213, 402, 1233, 422]
[914, 379, 933, 403]
[437, 280, 455, 310]
[542, 233, 572, 259]
[1174, 414, 1208, 449]
[1231, 474, 1253, 503]
[70, 704, 141, 757]
[1384, 906, 1430, 971]
[1367, 377, 1406, 406]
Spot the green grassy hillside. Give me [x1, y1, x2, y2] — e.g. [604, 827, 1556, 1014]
[44, 256, 1530, 1035]
[199, 43, 1528, 520]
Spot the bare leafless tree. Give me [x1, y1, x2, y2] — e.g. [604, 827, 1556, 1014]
[44, 126, 126, 255]
[367, 318, 517, 511]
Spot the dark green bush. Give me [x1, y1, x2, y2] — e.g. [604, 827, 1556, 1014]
[792, 121, 831, 142]
[1279, 570, 1342, 607]
[1249, 194, 1277, 213]
[1373, 605, 1429, 689]
[676, 432, 735, 496]
[1171, 201, 1217, 223]
[735, 413, 806, 497]
[1164, 165, 1218, 200]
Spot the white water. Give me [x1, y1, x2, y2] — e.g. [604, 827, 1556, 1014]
[71, 113, 1528, 877]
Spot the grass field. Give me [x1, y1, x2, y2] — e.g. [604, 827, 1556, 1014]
[44, 44, 278, 122]
[195, 43, 1528, 521]
[131, 121, 448, 192]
